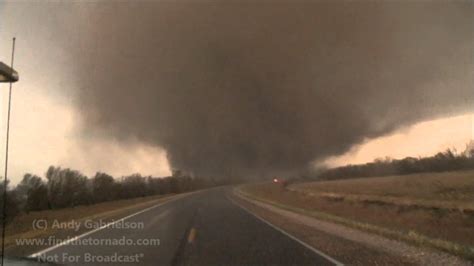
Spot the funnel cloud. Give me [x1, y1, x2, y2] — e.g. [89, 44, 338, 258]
[64, 2, 473, 178]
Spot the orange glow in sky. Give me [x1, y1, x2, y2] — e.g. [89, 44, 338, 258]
[324, 113, 474, 167]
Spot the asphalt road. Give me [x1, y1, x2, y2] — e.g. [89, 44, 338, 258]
[31, 188, 338, 266]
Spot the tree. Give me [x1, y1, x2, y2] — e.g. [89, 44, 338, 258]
[16, 174, 48, 212]
[91, 172, 117, 202]
[46, 166, 90, 208]
[119, 174, 147, 199]
[0, 180, 20, 225]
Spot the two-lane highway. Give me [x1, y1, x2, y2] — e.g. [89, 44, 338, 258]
[31, 188, 339, 265]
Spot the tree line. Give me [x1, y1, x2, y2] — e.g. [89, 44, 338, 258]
[317, 144, 474, 181]
[0, 166, 233, 224]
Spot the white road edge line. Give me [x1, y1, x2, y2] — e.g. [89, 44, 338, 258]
[228, 195, 344, 266]
[28, 192, 194, 259]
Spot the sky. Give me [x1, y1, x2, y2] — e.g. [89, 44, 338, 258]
[0, 1, 472, 184]
[324, 113, 474, 167]
[0, 2, 171, 183]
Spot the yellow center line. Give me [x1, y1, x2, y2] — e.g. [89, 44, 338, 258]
[187, 227, 197, 243]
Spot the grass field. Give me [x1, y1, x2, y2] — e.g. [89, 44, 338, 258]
[4, 193, 179, 254]
[291, 170, 474, 212]
[241, 170, 474, 258]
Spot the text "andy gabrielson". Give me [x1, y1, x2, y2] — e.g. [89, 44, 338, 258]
[33, 219, 144, 232]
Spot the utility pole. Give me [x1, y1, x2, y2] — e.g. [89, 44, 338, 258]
[0, 37, 18, 266]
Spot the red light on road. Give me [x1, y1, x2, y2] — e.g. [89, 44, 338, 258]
[273, 178, 278, 183]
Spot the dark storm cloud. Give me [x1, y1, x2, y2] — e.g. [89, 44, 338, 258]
[64, 2, 473, 177]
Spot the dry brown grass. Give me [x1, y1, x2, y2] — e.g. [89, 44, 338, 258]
[4, 194, 176, 251]
[290, 171, 474, 213]
[240, 171, 474, 259]
[292, 170, 474, 204]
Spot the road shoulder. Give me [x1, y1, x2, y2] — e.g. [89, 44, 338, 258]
[232, 187, 471, 266]
[5, 191, 197, 258]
